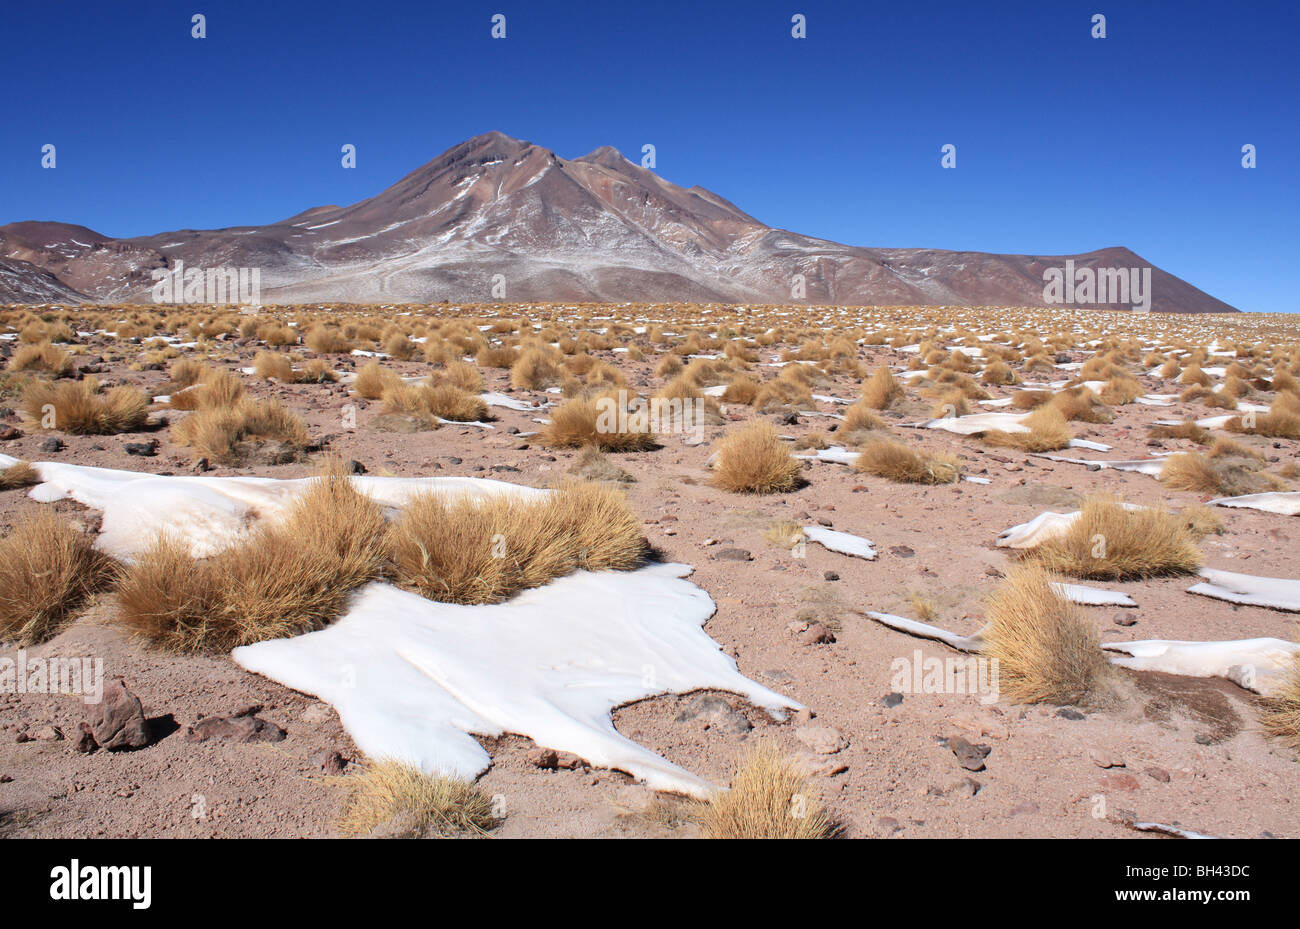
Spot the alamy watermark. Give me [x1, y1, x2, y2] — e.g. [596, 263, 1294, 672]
[889, 648, 1000, 705]
[151, 260, 261, 305]
[1043, 259, 1151, 312]
[0, 650, 104, 704]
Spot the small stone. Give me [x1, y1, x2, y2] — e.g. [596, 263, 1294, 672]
[1144, 766, 1171, 783]
[1113, 612, 1138, 627]
[948, 736, 991, 771]
[89, 679, 151, 751]
[527, 747, 559, 769]
[795, 752, 848, 777]
[675, 693, 752, 735]
[950, 777, 982, 798]
[1055, 707, 1086, 721]
[184, 714, 285, 744]
[39, 437, 64, 454]
[881, 692, 904, 708]
[890, 545, 914, 558]
[72, 722, 96, 754]
[876, 815, 901, 836]
[1100, 772, 1140, 792]
[123, 441, 157, 457]
[1088, 748, 1125, 769]
[794, 725, 847, 755]
[348, 460, 367, 474]
[798, 622, 836, 646]
[312, 750, 347, 775]
[31, 725, 63, 742]
[713, 548, 752, 562]
[822, 570, 840, 582]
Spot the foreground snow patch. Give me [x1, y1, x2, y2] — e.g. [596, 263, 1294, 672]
[234, 566, 799, 797]
[802, 526, 876, 560]
[15, 458, 545, 560]
[1208, 492, 1300, 517]
[1187, 567, 1300, 613]
[6, 457, 799, 794]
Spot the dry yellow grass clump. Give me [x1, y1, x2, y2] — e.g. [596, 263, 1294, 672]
[116, 471, 388, 651]
[541, 395, 657, 452]
[861, 365, 904, 410]
[337, 760, 497, 838]
[6, 342, 74, 377]
[510, 347, 562, 390]
[854, 439, 959, 484]
[1260, 657, 1300, 750]
[1029, 496, 1202, 580]
[0, 460, 39, 490]
[172, 396, 311, 465]
[983, 405, 1071, 452]
[0, 512, 115, 645]
[697, 743, 836, 839]
[1228, 391, 1300, 440]
[711, 420, 801, 493]
[1159, 450, 1286, 496]
[387, 482, 645, 605]
[982, 564, 1111, 705]
[382, 381, 489, 423]
[22, 379, 150, 435]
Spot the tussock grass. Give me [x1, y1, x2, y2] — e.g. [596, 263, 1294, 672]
[542, 395, 657, 452]
[382, 381, 488, 423]
[353, 360, 393, 400]
[1149, 421, 1210, 443]
[566, 446, 633, 483]
[1029, 496, 1202, 580]
[387, 482, 646, 604]
[172, 396, 311, 464]
[764, 520, 806, 550]
[115, 470, 388, 651]
[22, 378, 150, 435]
[712, 421, 801, 493]
[983, 564, 1112, 705]
[0, 512, 115, 645]
[1260, 657, 1300, 751]
[0, 461, 39, 490]
[983, 405, 1072, 452]
[697, 743, 835, 839]
[337, 760, 497, 838]
[1050, 387, 1113, 423]
[510, 348, 562, 390]
[861, 365, 904, 409]
[853, 439, 959, 484]
[1227, 391, 1300, 439]
[6, 342, 73, 376]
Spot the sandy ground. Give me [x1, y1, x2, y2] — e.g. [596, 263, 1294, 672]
[1, 313, 1298, 839]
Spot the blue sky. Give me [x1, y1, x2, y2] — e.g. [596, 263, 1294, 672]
[4, 0, 1296, 311]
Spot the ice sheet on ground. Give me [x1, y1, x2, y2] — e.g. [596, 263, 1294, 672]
[1102, 636, 1300, 694]
[864, 612, 986, 652]
[1037, 455, 1168, 476]
[1187, 567, 1300, 613]
[14, 460, 799, 796]
[802, 525, 876, 560]
[916, 412, 1030, 435]
[793, 445, 858, 465]
[18, 460, 548, 559]
[1208, 492, 1300, 516]
[1052, 582, 1136, 607]
[234, 566, 799, 797]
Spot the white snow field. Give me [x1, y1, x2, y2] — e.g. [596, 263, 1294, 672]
[4, 456, 799, 796]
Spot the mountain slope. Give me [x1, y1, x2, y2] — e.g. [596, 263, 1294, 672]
[0, 132, 1239, 312]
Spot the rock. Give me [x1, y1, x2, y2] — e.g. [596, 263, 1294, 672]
[0, 425, 21, 440]
[794, 725, 847, 755]
[1144, 766, 1171, 783]
[347, 459, 367, 474]
[72, 722, 96, 754]
[1100, 772, 1140, 792]
[778, 412, 800, 425]
[798, 622, 836, 646]
[950, 711, 1009, 741]
[38, 437, 64, 454]
[1088, 748, 1125, 769]
[950, 777, 982, 798]
[1055, 707, 1086, 721]
[123, 441, 157, 457]
[31, 725, 63, 742]
[822, 570, 840, 581]
[675, 693, 752, 735]
[881, 692, 904, 708]
[713, 548, 752, 562]
[184, 713, 286, 744]
[527, 747, 559, 769]
[1113, 612, 1138, 627]
[876, 815, 902, 836]
[312, 750, 347, 775]
[795, 752, 848, 777]
[948, 736, 991, 771]
[889, 545, 914, 558]
[89, 678, 151, 751]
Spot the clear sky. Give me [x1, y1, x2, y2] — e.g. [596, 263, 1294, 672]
[4, 0, 1296, 311]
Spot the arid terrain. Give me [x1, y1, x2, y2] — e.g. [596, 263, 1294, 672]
[0, 301, 1297, 839]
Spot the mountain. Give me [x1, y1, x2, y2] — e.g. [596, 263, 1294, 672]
[0, 132, 1239, 312]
